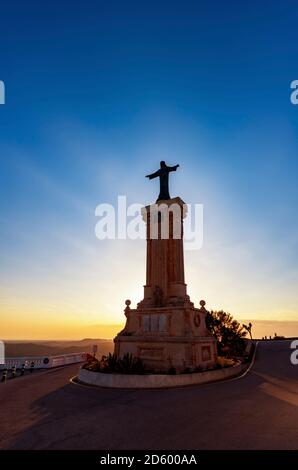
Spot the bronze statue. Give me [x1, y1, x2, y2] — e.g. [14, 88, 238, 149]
[146, 161, 179, 201]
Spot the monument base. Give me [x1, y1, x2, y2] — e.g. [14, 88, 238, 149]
[114, 335, 216, 373]
[114, 303, 217, 373]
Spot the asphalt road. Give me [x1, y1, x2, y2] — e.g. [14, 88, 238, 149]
[0, 340, 297, 450]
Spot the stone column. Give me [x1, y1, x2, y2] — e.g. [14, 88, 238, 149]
[141, 197, 188, 307]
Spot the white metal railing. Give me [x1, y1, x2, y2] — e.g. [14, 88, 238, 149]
[0, 352, 87, 370]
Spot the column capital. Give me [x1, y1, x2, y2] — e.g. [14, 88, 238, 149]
[141, 197, 188, 222]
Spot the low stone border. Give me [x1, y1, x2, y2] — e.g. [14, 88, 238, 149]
[77, 362, 248, 389]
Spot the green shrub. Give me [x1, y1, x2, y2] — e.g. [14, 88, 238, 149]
[206, 310, 248, 357]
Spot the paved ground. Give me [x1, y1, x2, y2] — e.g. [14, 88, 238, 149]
[0, 340, 297, 450]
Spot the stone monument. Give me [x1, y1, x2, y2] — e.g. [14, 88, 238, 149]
[114, 162, 217, 372]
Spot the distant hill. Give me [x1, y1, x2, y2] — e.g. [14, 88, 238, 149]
[4, 339, 114, 357]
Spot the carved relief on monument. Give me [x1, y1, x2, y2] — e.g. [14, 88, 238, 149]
[201, 345, 212, 361]
[142, 314, 167, 333]
[139, 347, 164, 360]
[153, 285, 164, 307]
[159, 313, 167, 332]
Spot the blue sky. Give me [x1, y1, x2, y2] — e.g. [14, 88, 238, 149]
[0, 1, 298, 338]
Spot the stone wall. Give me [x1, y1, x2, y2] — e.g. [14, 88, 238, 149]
[78, 362, 247, 389]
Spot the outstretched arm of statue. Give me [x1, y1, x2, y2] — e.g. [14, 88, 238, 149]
[146, 170, 160, 179]
[168, 164, 179, 172]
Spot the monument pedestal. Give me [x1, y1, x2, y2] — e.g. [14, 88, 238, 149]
[114, 197, 216, 372]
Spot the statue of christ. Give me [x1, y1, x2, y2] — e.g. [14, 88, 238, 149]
[146, 161, 179, 201]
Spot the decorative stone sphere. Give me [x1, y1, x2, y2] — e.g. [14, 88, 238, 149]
[125, 299, 131, 306]
[199, 299, 206, 307]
